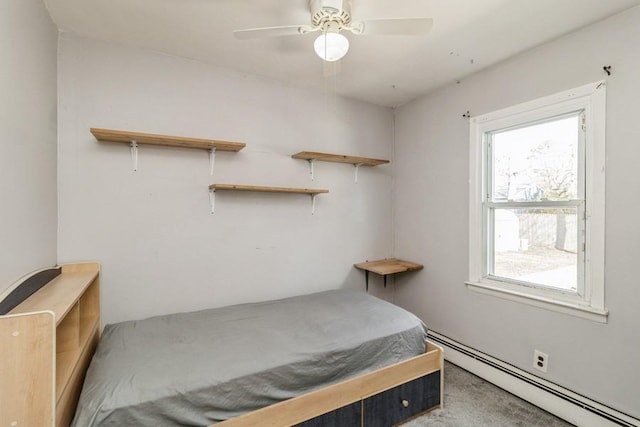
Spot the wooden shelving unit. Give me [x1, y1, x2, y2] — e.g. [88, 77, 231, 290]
[90, 128, 245, 173]
[354, 258, 423, 291]
[1, 262, 101, 427]
[291, 151, 389, 182]
[208, 184, 329, 214]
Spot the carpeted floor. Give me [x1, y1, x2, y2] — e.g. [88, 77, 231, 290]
[404, 362, 575, 426]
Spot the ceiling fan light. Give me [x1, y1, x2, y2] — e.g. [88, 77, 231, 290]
[314, 32, 349, 62]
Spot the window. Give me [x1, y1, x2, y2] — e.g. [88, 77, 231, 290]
[467, 81, 607, 322]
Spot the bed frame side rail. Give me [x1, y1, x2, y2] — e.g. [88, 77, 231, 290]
[217, 342, 444, 427]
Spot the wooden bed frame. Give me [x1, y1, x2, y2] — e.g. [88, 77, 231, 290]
[0, 262, 101, 427]
[0, 262, 443, 427]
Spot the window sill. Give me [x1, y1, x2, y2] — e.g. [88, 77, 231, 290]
[465, 281, 609, 323]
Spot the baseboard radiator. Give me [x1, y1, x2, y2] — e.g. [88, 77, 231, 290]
[429, 331, 639, 427]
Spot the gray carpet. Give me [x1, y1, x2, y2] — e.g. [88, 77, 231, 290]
[404, 362, 574, 426]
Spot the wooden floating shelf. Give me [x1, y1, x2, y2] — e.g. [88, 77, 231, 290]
[209, 184, 329, 195]
[90, 128, 246, 152]
[292, 151, 389, 166]
[208, 184, 329, 214]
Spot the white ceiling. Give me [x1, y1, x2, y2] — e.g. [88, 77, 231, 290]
[43, 0, 640, 107]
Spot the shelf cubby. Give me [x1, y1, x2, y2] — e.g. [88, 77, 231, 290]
[79, 279, 100, 346]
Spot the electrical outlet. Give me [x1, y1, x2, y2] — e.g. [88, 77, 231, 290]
[534, 350, 548, 373]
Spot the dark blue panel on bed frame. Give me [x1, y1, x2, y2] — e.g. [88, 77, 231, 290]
[363, 370, 441, 426]
[0, 267, 61, 315]
[294, 401, 362, 427]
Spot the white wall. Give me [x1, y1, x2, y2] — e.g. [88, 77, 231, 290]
[0, 0, 58, 292]
[393, 6, 640, 418]
[57, 34, 394, 325]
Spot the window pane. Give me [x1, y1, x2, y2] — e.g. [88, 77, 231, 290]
[491, 115, 580, 202]
[490, 208, 577, 291]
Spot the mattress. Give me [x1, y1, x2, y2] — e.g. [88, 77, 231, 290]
[71, 289, 427, 427]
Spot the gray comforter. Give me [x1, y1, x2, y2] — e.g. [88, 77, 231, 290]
[71, 289, 427, 426]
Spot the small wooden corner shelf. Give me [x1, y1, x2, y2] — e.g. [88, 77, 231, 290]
[91, 128, 246, 151]
[208, 184, 329, 214]
[292, 151, 389, 183]
[354, 258, 423, 291]
[292, 151, 389, 166]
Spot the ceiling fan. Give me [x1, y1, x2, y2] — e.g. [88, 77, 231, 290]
[233, 0, 433, 62]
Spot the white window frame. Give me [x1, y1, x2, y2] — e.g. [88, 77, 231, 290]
[467, 81, 607, 323]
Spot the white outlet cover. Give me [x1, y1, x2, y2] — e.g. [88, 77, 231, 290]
[534, 350, 548, 373]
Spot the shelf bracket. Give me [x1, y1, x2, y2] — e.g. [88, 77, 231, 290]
[209, 148, 216, 176]
[310, 194, 317, 215]
[365, 271, 369, 292]
[130, 140, 138, 171]
[209, 188, 216, 214]
[354, 163, 363, 184]
[307, 159, 315, 181]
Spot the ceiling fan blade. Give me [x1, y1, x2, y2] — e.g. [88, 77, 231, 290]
[233, 25, 314, 40]
[355, 18, 433, 36]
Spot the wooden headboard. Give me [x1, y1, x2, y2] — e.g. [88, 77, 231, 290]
[0, 262, 101, 427]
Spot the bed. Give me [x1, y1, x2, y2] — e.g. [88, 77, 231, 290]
[0, 263, 443, 427]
